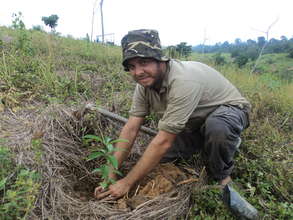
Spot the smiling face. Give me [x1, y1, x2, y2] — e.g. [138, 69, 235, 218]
[126, 57, 167, 88]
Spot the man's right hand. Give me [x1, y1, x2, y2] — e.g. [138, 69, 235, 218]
[93, 172, 117, 199]
[94, 178, 132, 200]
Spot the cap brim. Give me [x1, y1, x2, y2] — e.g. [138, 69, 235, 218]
[122, 55, 169, 71]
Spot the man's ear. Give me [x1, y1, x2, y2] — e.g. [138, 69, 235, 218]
[159, 61, 167, 72]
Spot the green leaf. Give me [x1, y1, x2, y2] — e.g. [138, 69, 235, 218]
[0, 177, 7, 190]
[83, 134, 102, 142]
[100, 149, 106, 154]
[106, 144, 114, 152]
[100, 165, 110, 178]
[110, 138, 129, 144]
[104, 137, 112, 145]
[113, 169, 123, 176]
[82, 139, 91, 146]
[92, 168, 101, 173]
[109, 178, 116, 184]
[100, 181, 108, 189]
[107, 155, 118, 169]
[86, 152, 104, 161]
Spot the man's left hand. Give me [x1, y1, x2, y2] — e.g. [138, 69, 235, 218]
[94, 178, 132, 200]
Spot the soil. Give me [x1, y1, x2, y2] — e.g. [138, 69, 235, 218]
[120, 163, 189, 209]
[71, 163, 194, 209]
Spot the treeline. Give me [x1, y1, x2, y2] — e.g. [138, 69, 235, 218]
[193, 36, 293, 58]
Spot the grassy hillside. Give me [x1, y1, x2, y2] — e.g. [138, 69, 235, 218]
[190, 52, 293, 83]
[0, 26, 292, 219]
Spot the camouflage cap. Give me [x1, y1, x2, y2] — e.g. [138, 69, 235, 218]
[121, 29, 169, 71]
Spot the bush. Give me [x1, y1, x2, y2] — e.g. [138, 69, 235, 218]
[288, 48, 293, 58]
[234, 54, 248, 67]
[32, 25, 44, 32]
[213, 52, 226, 65]
[230, 49, 240, 58]
[0, 146, 40, 220]
[246, 48, 259, 61]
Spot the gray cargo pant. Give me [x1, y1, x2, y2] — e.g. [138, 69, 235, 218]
[161, 105, 250, 181]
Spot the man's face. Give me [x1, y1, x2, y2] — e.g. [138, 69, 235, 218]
[126, 57, 166, 88]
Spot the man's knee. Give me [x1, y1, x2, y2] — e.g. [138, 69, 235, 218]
[203, 117, 240, 158]
[204, 117, 230, 142]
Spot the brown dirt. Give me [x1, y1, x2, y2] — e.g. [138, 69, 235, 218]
[116, 163, 194, 210]
[69, 162, 195, 210]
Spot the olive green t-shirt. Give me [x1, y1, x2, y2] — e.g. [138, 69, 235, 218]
[129, 59, 251, 134]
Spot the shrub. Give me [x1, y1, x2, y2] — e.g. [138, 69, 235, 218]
[288, 48, 293, 58]
[234, 54, 248, 67]
[0, 146, 40, 220]
[213, 52, 226, 65]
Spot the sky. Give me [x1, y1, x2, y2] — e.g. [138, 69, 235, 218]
[0, 0, 292, 46]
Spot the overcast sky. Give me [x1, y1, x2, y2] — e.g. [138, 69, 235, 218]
[0, 0, 292, 46]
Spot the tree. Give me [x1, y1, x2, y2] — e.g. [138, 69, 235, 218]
[11, 12, 25, 29]
[280, 35, 288, 41]
[246, 48, 258, 61]
[247, 39, 256, 46]
[288, 48, 293, 59]
[230, 49, 240, 58]
[257, 36, 266, 48]
[213, 52, 226, 65]
[234, 55, 248, 68]
[42, 14, 59, 32]
[175, 42, 192, 58]
[166, 46, 180, 59]
[32, 25, 44, 32]
[234, 38, 242, 45]
[222, 41, 230, 52]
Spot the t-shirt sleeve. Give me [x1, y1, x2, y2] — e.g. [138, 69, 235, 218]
[158, 79, 203, 134]
[129, 84, 149, 117]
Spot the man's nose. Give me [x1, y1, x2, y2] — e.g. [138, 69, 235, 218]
[133, 65, 144, 76]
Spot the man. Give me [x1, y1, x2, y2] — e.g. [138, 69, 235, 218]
[95, 29, 258, 219]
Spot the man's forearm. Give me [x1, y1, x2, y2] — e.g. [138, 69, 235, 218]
[113, 116, 143, 168]
[114, 126, 138, 167]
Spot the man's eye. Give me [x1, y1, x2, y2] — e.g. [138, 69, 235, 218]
[128, 66, 135, 71]
[140, 59, 149, 65]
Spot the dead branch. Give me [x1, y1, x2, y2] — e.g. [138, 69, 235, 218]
[250, 17, 279, 74]
[84, 103, 158, 136]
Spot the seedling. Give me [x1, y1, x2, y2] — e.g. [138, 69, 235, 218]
[83, 134, 127, 189]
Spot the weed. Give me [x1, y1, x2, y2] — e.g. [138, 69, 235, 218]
[213, 52, 227, 65]
[11, 12, 25, 30]
[191, 187, 234, 219]
[31, 138, 43, 164]
[0, 169, 40, 220]
[0, 146, 40, 220]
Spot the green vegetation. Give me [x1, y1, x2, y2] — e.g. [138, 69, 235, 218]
[0, 20, 292, 219]
[190, 35, 293, 82]
[0, 145, 40, 220]
[193, 36, 293, 56]
[166, 42, 192, 58]
[83, 135, 127, 189]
